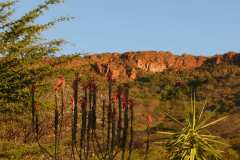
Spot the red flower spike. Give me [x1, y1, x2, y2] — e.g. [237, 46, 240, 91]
[122, 95, 127, 111]
[146, 115, 153, 127]
[107, 72, 112, 81]
[70, 95, 74, 110]
[117, 88, 122, 98]
[79, 97, 87, 109]
[106, 71, 117, 82]
[89, 80, 96, 92]
[111, 94, 118, 104]
[54, 76, 65, 91]
[35, 101, 39, 112]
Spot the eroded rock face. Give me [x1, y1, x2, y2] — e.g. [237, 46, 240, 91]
[129, 69, 137, 79]
[86, 51, 240, 80]
[209, 52, 240, 65]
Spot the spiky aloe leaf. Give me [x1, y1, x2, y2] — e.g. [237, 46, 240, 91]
[198, 116, 228, 130]
[157, 93, 228, 160]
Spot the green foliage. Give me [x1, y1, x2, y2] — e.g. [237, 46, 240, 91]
[137, 76, 151, 83]
[0, 0, 71, 112]
[0, 140, 56, 160]
[157, 94, 229, 160]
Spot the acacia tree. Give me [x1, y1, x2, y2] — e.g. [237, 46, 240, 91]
[0, 0, 71, 113]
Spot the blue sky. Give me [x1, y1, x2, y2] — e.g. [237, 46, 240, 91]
[15, 0, 240, 56]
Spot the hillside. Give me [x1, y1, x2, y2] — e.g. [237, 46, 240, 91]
[1, 51, 240, 159]
[53, 51, 240, 80]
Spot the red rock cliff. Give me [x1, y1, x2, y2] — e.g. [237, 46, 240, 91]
[62, 51, 240, 80]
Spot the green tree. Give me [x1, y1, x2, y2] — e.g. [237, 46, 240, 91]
[0, 0, 71, 112]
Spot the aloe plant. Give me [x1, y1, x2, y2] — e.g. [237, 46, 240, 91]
[35, 73, 134, 160]
[157, 93, 229, 160]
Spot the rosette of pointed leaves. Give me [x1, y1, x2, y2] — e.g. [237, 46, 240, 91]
[157, 94, 229, 160]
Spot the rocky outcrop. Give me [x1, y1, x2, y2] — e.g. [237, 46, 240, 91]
[211, 52, 240, 65]
[76, 51, 240, 80]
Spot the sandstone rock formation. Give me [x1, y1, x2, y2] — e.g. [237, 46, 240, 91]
[89, 51, 209, 79]
[62, 51, 240, 80]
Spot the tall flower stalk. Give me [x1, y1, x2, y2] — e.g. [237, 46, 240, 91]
[59, 86, 65, 144]
[144, 115, 152, 160]
[79, 86, 87, 160]
[39, 73, 135, 160]
[106, 72, 113, 159]
[71, 73, 80, 160]
[72, 73, 80, 145]
[54, 92, 59, 160]
[121, 86, 129, 160]
[127, 100, 134, 160]
[102, 99, 106, 146]
[53, 76, 65, 160]
[117, 86, 123, 146]
[110, 95, 117, 159]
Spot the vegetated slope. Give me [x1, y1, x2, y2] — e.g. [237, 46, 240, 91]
[51, 51, 240, 156]
[55, 51, 239, 80]
[1, 51, 240, 159]
[54, 51, 240, 156]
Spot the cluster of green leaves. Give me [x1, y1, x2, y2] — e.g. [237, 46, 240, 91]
[157, 94, 229, 160]
[0, 0, 71, 112]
